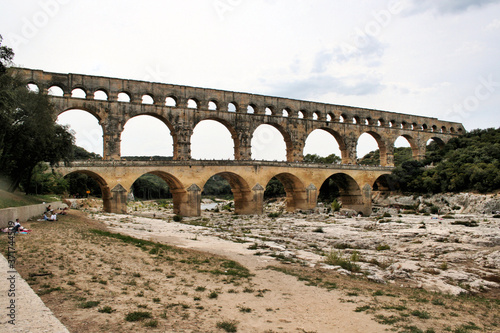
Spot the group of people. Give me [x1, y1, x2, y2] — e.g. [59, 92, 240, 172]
[42, 205, 67, 221]
[2, 204, 70, 234]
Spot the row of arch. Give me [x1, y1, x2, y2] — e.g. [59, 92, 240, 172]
[27, 82, 464, 135]
[58, 110, 443, 164]
[66, 166, 393, 216]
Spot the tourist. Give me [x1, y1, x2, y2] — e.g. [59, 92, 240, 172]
[12, 219, 22, 233]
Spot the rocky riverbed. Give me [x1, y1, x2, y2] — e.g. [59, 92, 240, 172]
[78, 193, 500, 297]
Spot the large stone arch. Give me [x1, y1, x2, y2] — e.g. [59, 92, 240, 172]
[257, 122, 294, 162]
[132, 171, 189, 216]
[358, 130, 390, 166]
[201, 172, 256, 215]
[372, 174, 398, 193]
[264, 172, 312, 211]
[391, 133, 419, 160]
[304, 127, 347, 162]
[192, 117, 239, 159]
[120, 113, 176, 158]
[319, 172, 369, 215]
[63, 170, 114, 212]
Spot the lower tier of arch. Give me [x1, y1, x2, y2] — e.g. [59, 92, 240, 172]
[55, 161, 393, 217]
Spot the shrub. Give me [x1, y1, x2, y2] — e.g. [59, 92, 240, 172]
[125, 311, 152, 322]
[324, 250, 360, 272]
[216, 320, 238, 332]
[98, 306, 114, 313]
[411, 310, 430, 319]
[78, 300, 100, 309]
[313, 227, 324, 233]
[173, 215, 183, 222]
[376, 244, 391, 251]
[331, 199, 341, 212]
[144, 319, 158, 327]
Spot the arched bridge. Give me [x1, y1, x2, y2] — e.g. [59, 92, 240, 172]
[56, 160, 393, 217]
[13, 68, 464, 216]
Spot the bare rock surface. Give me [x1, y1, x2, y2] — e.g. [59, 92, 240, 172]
[91, 194, 500, 297]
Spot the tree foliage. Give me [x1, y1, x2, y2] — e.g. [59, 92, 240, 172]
[392, 128, 500, 193]
[304, 153, 341, 164]
[202, 175, 232, 197]
[131, 174, 170, 200]
[264, 177, 286, 199]
[358, 147, 413, 166]
[0, 36, 75, 193]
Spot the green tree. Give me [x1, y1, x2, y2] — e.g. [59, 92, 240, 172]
[0, 36, 74, 193]
[304, 153, 341, 164]
[391, 128, 500, 194]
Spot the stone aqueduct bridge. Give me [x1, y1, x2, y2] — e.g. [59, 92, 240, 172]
[14, 68, 464, 216]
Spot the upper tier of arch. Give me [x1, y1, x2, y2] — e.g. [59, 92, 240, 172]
[13, 67, 465, 166]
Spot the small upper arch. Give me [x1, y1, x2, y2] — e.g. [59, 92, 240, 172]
[93, 89, 108, 101]
[187, 98, 199, 109]
[165, 96, 177, 107]
[208, 100, 218, 110]
[48, 85, 64, 97]
[71, 87, 86, 99]
[142, 94, 154, 105]
[228, 102, 237, 112]
[27, 82, 40, 93]
[118, 91, 131, 102]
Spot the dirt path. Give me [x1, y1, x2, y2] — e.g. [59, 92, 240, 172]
[115, 225, 387, 333]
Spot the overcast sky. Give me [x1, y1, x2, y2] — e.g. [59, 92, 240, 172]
[1, 0, 499, 160]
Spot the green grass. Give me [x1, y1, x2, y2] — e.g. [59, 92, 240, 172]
[78, 300, 100, 309]
[89, 229, 180, 252]
[411, 310, 431, 319]
[0, 190, 61, 209]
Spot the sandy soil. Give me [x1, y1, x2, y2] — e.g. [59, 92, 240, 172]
[1, 200, 499, 333]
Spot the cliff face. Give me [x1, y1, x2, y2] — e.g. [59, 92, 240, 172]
[373, 193, 500, 215]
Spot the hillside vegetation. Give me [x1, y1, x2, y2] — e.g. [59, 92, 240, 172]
[391, 127, 500, 193]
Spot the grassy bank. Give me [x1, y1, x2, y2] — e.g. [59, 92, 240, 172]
[0, 189, 61, 209]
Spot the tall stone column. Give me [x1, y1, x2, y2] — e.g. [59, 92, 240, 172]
[173, 125, 192, 160]
[306, 184, 318, 209]
[381, 144, 394, 167]
[289, 130, 307, 162]
[107, 184, 128, 214]
[416, 136, 428, 161]
[342, 134, 358, 164]
[236, 131, 252, 160]
[102, 116, 123, 160]
[251, 184, 265, 215]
